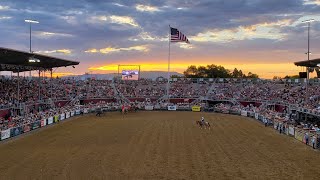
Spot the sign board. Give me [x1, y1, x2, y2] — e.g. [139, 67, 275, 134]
[23, 124, 31, 133]
[60, 114, 65, 121]
[54, 115, 59, 123]
[122, 70, 139, 80]
[48, 117, 54, 125]
[41, 119, 47, 127]
[289, 126, 295, 136]
[66, 112, 70, 119]
[145, 106, 154, 110]
[255, 113, 259, 120]
[1, 129, 10, 140]
[10, 127, 22, 137]
[32, 121, 41, 130]
[192, 106, 201, 112]
[241, 110, 247, 117]
[168, 106, 177, 111]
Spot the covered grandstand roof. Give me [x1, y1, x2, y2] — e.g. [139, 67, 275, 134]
[0, 47, 79, 72]
[294, 58, 320, 67]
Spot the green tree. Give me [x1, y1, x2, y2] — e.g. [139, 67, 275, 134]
[171, 75, 181, 78]
[183, 65, 198, 78]
[247, 72, 259, 78]
[284, 75, 300, 79]
[183, 64, 259, 78]
[196, 66, 208, 77]
[232, 68, 240, 78]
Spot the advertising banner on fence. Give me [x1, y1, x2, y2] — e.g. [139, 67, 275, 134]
[241, 110, 247, 117]
[294, 129, 304, 142]
[192, 106, 201, 112]
[66, 112, 70, 119]
[154, 105, 161, 110]
[41, 119, 47, 127]
[84, 108, 88, 114]
[32, 121, 41, 130]
[60, 114, 65, 121]
[71, 111, 75, 117]
[1, 129, 10, 140]
[23, 124, 31, 133]
[289, 126, 295, 136]
[76, 110, 80, 115]
[255, 113, 259, 120]
[247, 112, 254, 117]
[10, 127, 23, 137]
[48, 117, 54, 125]
[145, 105, 154, 111]
[54, 115, 59, 123]
[168, 106, 177, 111]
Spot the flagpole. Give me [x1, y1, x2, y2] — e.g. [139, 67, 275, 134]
[167, 25, 171, 103]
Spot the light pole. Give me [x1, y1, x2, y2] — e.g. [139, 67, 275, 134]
[24, 19, 39, 53]
[302, 19, 315, 121]
[25, 19, 39, 77]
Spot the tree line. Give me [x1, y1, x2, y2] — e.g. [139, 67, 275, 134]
[182, 64, 259, 78]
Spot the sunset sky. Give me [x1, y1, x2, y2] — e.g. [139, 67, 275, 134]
[1, 0, 320, 78]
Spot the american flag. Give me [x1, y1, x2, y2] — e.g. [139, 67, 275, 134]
[170, 27, 190, 43]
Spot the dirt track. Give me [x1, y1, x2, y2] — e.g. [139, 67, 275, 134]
[0, 111, 319, 180]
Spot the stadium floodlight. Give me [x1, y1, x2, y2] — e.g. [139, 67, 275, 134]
[28, 57, 41, 63]
[301, 18, 316, 121]
[302, 19, 315, 23]
[24, 19, 39, 24]
[24, 19, 39, 53]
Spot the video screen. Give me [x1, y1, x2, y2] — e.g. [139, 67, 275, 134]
[121, 70, 139, 80]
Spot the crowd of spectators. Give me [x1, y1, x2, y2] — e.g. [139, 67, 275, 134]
[208, 82, 320, 112]
[0, 103, 81, 131]
[1, 76, 320, 109]
[2, 76, 320, 131]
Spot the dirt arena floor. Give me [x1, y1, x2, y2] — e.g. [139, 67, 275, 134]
[0, 111, 320, 180]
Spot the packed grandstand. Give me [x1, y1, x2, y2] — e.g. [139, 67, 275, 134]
[0, 75, 320, 149]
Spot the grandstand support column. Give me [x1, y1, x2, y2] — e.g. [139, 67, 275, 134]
[167, 25, 171, 103]
[17, 71, 20, 107]
[50, 69, 53, 99]
[38, 70, 41, 101]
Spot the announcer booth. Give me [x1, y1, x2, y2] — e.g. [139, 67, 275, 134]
[294, 58, 320, 123]
[294, 58, 320, 79]
[0, 47, 79, 114]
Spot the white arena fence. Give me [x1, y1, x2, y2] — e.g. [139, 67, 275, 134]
[1, 105, 320, 150]
[212, 107, 320, 149]
[1, 108, 89, 141]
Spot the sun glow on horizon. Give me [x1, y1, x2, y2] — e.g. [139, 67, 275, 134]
[87, 62, 303, 79]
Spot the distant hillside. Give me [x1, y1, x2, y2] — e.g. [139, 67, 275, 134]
[64, 71, 183, 80]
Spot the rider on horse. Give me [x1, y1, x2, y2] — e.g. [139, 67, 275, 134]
[201, 117, 205, 125]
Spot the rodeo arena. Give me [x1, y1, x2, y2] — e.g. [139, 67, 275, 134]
[1, 47, 320, 179]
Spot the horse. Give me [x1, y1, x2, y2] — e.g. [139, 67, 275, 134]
[96, 109, 103, 116]
[196, 120, 211, 129]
